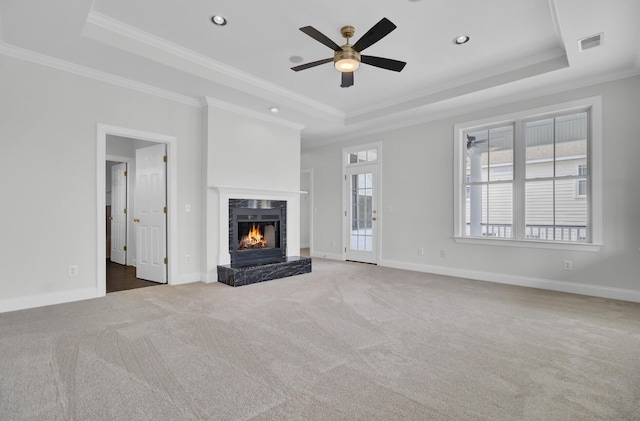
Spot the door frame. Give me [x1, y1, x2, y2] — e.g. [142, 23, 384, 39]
[97, 124, 178, 297]
[300, 168, 314, 256]
[342, 142, 382, 263]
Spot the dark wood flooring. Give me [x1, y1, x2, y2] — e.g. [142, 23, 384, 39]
[106, 260, 160, 293]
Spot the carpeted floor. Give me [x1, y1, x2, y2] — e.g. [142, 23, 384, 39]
[1, 258, 639, 420]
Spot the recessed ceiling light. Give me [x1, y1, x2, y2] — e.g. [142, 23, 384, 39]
[453, 35, 470, 45]
[270, 107, 279, 113]
[289, 56, 304, 64]
[211, 15, 227, 26]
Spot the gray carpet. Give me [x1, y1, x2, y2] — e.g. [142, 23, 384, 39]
[1, 258, 639, 420]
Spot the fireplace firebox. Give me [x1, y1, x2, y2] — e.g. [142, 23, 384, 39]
[229, 199, 286, 266]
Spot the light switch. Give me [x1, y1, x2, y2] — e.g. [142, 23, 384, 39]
[185, 203, 191, 212]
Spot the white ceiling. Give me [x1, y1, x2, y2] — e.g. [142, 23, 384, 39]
[1, 0, 638, 147]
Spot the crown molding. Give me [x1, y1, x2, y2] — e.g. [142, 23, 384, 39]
[0, 41, 201, 107]
[202, 96, 305, 131]
[86, 11, 343, 120]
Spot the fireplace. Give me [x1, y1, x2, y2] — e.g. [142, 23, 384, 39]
[229, 199, 286, 266]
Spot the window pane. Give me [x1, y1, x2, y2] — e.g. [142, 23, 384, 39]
[488, 126, 514, 181]
[467, 184, 488, 237]
[555, 179, 588, 242]
[487, 183, 513, 238]
[349, 153, 358, 164]
[526, 118, 554, 179]
[525, 180, 554, 239]
[556, 113, 588, 177]
[367, 149, 377, 162]
[357, 151, 367, 163]
[465, 130, 489, 183]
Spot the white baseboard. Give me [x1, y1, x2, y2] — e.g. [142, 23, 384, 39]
[171, 272, 203, 286]
[378, 259, 640, 303]
[311, 251, 343, 261]
[0, 287, 99, 314]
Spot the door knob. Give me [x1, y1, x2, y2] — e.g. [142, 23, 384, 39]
[133, 218, 140, 223]
[372, 217, 377, 221]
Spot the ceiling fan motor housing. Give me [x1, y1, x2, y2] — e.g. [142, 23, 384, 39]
[334, 46, 361, 66]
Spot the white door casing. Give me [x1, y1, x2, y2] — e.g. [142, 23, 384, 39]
[110, 162, 127, 265]
[345, 164, 378, 264]
[135, 144, 167, 283]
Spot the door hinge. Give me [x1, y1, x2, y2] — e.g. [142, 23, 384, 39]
[164, 257, 168, 265]
[344, 211, 347, 216]
[123, 208, 127, 214]
[163, 155, 167, 163]
[124, 171, 128, 177]
[344, 174, 347, 181]
[345, 247, 347, 252]
[123, 245, 127, 251]
[163, 206, 167, 214]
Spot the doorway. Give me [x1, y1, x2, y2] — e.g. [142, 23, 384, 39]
[105, 141, 167, 292]
[343, 144, 380, 264]
[300, 169, 313, 257]
[97, 124, 178, 297]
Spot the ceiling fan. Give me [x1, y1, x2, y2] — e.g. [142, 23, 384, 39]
[291, 17, 407, 88]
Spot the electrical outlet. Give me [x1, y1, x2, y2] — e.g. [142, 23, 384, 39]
[186, 255, 191, 264]
[418, 247, 424, 256]
[331, 240, 335, 247]
[440, 249, 447, 258]
[185, 203, 191, 212]
[68, 265, 78, 277]
[563, 260, 573, 271]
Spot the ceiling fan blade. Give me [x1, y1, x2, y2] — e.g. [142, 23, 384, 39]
[352, 17, 397, 52]
[299, 26, 342, 51]
[341, 71, 354, 88]
[361, 55, 406, 72]
[291, 58, 333, 72]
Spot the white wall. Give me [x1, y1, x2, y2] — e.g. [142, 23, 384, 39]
[302, 75, 640, 301]
[0, 53, 202, 311]
[202, 103, 302, 278]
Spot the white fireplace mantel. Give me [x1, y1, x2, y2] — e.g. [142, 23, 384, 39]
[210, 186, 306, 265]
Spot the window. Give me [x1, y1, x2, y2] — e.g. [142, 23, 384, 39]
[347, 149, 377, 164]
[454, 97, 602, 250]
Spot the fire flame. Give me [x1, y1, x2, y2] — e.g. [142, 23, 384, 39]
[239, 224, 266, 249]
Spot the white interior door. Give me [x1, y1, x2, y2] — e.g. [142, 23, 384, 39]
[135, 144, 167, 283]
[110, 162, 127, 265]
[346, 165, 378, 264]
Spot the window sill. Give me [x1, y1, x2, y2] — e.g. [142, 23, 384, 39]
[453, 237, 602, 252]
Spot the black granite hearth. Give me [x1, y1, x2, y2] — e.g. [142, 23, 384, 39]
[217, 256, 311, 287]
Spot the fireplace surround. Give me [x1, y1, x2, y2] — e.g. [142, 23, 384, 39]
[215, 192, 311, 287]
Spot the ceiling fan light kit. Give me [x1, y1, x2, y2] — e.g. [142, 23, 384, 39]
[292, 18, 406, 88]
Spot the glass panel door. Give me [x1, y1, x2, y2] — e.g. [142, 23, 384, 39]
[346, 164, 377, 263]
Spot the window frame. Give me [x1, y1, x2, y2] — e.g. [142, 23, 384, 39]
[453, 97, 602, 252]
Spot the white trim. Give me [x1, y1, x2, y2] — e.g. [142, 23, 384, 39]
[85, 11, 343, 120]
[211, 186, 304, 266]
[0, 288, 98, 314]
[97, 124, 179, 296]
[0, 42, 200, 107]
[453, 96, 603, 249]
[378, 259, 640, 303]
[172, 273, 203, 286]
[202, 96, 305, 131]
[310, 251, 344, 261]
[453, 236, 601, 252]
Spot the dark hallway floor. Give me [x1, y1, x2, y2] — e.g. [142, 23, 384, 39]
[106, 260, 160, 293]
